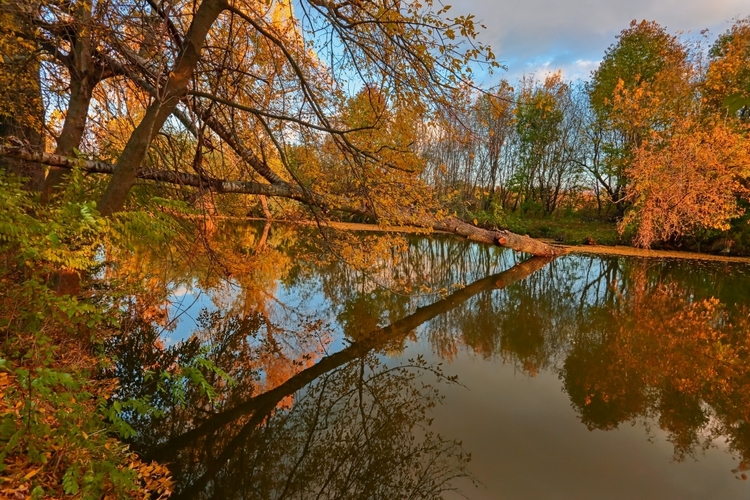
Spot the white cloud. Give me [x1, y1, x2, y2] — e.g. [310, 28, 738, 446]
[519, 58, 601, 82]
[447, 0, 748, 82]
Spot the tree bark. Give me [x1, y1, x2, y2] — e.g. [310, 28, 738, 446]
[0, 52, 45, 190]
[0, 119, 45, 191]
[41, 0, 96, 200]
[430, 217, 563, 256]
[0, 145, 299, 197]
[98, 0, 227, 216]
[259, 195, 271, 218]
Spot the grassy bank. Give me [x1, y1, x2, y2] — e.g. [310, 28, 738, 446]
[467, 209, 750, 257]
[467, 210, 622, 246]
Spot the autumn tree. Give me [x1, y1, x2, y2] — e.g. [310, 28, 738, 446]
[0, 0, 560, 256]
[581, 19, 750, 248]
[419, 82, 520, 215]
[418, 86, 478, 208]
[620, 116, 750, 248]
[311, 84, 433, 223]
[420, 74, 592, 219]
[588, 20, 691, 215]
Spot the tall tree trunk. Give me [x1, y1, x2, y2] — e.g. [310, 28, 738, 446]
[42, 76, 94, 201]
[98, 0, 227, 216]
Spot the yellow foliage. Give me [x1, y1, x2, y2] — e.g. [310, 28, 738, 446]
[703, 17, 750, 115]
[620, 117, 750, 247]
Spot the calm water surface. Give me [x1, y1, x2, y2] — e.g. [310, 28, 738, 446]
[110, 224, 750, 499]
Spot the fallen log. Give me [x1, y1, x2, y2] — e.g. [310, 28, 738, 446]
[431, 217, 563, 256]
[0, 142, 563, 256]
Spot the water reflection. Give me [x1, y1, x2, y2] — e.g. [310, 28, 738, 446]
[106, 223, 750, 497]
[108, 232, 548, 498]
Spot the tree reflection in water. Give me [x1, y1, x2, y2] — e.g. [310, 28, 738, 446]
[107, 224, 750, 495]
[560, 263, 750, 477]
[107, 228, 550, 498]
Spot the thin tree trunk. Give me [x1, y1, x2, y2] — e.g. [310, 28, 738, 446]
[256, 222, 271, 252]
[42, 77, 94, 200]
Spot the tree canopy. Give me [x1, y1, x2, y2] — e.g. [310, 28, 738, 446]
[0, 0, 479, 210]
[1, 0, 567, 254]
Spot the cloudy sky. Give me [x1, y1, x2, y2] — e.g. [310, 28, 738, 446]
[448, 0, 749, 83]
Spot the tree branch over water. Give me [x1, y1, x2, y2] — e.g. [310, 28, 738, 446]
[0, 142, 562, 256]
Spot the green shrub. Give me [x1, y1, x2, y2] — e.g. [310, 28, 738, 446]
[0, 172, 177, 498]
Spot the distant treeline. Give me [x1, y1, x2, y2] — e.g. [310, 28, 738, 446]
[417, 18, 750, 249]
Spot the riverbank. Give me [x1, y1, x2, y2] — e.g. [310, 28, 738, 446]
[557, 243, 750, 264]
[489, 214, 750, 258]
[243, 217, 750, 264]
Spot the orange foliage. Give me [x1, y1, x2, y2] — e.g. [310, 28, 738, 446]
[620, 117, 750, 247]
[703, 17, 750, 115]
[567, 263, 750, 468]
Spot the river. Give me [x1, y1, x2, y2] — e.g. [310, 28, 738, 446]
[106, 223, 750, 499]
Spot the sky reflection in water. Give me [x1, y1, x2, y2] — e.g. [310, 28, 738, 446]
[110, 224, 750, 499]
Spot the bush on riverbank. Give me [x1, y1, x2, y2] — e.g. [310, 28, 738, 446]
[0, 172, 177, 498]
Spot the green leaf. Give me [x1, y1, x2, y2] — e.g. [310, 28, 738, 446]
[31, 485, 45, 500]
[62, 465, 80, 495]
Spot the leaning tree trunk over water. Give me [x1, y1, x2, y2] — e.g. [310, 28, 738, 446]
[0, 143, 563, 257]
[97, 0, 227, 216]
